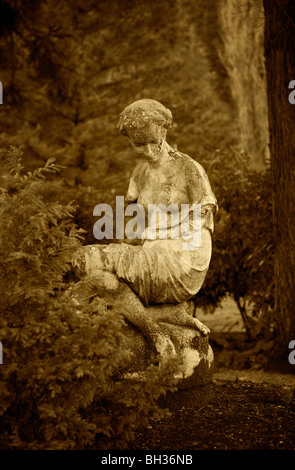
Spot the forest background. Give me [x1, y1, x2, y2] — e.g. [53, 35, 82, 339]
[0, 0, 272, 337]
[1, 0, 294, 451]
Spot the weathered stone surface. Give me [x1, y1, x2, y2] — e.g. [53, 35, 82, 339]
[116, 306, 214, 388]
[69, 99, 216, 387]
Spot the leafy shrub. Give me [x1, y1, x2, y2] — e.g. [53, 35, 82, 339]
[195, 147, 274, 339]
[0, 147, 178, 450]
[38, 179, 123, 247]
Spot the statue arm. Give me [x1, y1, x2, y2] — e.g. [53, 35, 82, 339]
[187, 160, 217, 210]
[125, 161, 146, 203]
[126, 178, 138, 203]
[186, 159, 218, 232]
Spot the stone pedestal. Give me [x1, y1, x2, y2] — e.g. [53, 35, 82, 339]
[119, 316, 214, 389]
[67, 274, 214, 394]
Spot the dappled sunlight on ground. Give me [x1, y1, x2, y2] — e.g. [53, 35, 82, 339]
[196, 297, 295, 386]
[196, 296, 246, 333]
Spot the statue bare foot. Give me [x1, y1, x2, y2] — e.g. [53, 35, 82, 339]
[193, 317, 211, 336]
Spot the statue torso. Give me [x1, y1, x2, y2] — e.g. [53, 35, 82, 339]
[127, 145, 200, 209]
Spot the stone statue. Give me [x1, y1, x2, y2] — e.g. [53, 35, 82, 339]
[69, 99, 217, 382]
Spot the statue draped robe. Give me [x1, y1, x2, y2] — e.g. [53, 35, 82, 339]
[78, 144, 217, 306]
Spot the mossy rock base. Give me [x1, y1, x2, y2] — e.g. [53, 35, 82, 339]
[118, 319, 214, 389]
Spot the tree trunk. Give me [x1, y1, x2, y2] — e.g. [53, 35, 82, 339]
[263, 1, 295, 358]
[234, 296, 259, 341]
[217, 0, 269, 169]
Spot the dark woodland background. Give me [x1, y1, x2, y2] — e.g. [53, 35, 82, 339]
[1, 0, 295, 451]
[0, 0, 268, 186]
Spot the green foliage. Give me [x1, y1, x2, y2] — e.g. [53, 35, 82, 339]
[0, 147, 178, 450]
[0, 0, 238, 184]
[195, 148, 274, 338]
[39, 179, 120, 247]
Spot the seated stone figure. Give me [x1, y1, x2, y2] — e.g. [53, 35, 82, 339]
[70, 99, 217, 380]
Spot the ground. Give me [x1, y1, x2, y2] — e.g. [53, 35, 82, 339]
[131, 298, 295, 451]
[133, 378, 295, 450]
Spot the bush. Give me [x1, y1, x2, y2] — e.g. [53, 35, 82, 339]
[0, 147, 178, 450]
[195, 147, 274, 339]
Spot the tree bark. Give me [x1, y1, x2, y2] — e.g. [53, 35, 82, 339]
[217, 0, 269, 169]
[263, 0, 295, 355]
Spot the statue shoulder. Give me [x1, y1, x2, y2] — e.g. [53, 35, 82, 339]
[173, 151, 217, 207]
[169, 147, 206, 178]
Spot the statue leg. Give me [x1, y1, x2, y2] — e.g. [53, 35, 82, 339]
[149, 303, 210, 336]
[70, 245, 209, 353]
[113, 283, 177, 357]
[68, 269, 176, 357]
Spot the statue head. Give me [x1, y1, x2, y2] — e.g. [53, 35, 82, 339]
[117, 99, 173, 162]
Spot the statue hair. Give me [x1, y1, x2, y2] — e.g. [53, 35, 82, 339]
[117, 99, 173, 136]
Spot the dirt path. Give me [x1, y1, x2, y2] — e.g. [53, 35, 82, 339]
[196, 296, 246, 332]
[198, 296, 295, 387]
[214, 368, 295, 387]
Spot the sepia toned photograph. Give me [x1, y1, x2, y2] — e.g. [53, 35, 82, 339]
[0, 0, 295, 460]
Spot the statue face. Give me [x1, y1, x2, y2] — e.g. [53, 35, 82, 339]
[128, 123, 167, 163]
